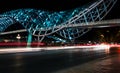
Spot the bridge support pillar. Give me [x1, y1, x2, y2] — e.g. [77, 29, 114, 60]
[27, 33, 32, 47]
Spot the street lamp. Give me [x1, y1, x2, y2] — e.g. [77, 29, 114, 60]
[16, 34, 21, 40]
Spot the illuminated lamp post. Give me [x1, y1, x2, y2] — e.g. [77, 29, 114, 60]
[16, 34, 21, 46]
[16, 34, 21, 40]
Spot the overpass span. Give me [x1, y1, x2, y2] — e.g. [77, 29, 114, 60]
[0, 0, 118, 42]
[0, 19, 120, 35]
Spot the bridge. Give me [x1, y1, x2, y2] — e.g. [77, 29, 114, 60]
[0, 0, 118, 44]
[0, 19, 120, 35]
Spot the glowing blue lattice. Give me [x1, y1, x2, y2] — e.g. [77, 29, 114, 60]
[0, 0, 117, 42]
[0, 17, 14, 32]
[1, 8, 83, 31]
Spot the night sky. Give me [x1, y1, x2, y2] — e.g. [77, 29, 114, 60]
[0, 0, 96, 12]
[103, 0, 120, 19]
[0, 0, 119, 19]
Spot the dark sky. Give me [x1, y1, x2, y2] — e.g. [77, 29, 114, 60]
[0, 0, 119, 19]
[0, 0, 96, 12]
[104, 0, 120, 20]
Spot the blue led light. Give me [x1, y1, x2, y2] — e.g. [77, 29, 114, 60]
[0, 0, 117, 42]
[1, 8, 81, 30]
[0, 17, 14, 32]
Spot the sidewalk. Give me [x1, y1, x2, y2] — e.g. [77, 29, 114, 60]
[55, 54, 120, 73]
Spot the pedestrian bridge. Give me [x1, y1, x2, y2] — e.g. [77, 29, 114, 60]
[0, 0, 118, 42]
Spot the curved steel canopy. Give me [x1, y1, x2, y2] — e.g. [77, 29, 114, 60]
[0, 0, 117, 42]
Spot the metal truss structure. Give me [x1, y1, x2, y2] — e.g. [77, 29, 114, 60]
[0, 0, 117, 43]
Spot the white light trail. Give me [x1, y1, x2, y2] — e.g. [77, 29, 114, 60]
[0, 44, 111, 54]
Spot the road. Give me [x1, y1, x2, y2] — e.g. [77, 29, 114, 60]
[0, 45, 118, 73]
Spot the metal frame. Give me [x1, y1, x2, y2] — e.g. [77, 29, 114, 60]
[57, 0, 117, 40]
[0, 0, 117, 42]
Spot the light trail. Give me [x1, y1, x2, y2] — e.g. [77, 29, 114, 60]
[109, 44, 120, 48]
[0, 44, 111, 54]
